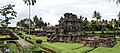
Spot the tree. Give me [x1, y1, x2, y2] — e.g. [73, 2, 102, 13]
[16, 22, 20, 27]
[79, 15, 84, 23]
[90, 20, 96, 31]
[33, 15, 39, 28]
[83, 17, 90, 31]
[111, 0, 120, 4]
[23, 0, 36, 35]
[92, 11, 101, 27]
[0, 4, 17, 27]
[17, 16, 48, 30]
[116, 0, 120, 4]
[117, 12, 120, 27]
[48, 22, 50, 26]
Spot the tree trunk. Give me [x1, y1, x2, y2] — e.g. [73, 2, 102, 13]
[28, 3, 31, 36]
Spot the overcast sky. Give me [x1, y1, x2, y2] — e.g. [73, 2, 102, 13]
[0, 0, 120, 27]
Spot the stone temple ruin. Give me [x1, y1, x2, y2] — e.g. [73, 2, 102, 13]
[47, 13, 116, 48]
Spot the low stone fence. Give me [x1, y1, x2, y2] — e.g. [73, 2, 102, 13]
[48, 34, 116, 48]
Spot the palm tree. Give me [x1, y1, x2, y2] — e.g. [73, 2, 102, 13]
[90, 20, 96, 31]
[92, 11, 101, 28]
[79, 15, 84, 23]
[23, 0, 36, 35]
[83, 17, 90, 31]
[113, 0, 120, 4]
[33, 15, 39, 28]
[116, 0, 120, 3]
[117, 12, 120, 28]
[109, 0, 120, 4]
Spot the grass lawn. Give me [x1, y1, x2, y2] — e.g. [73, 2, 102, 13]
[88, 47, 120, 53]
[71, 47, 93, 53]
[0, 43, 18, 53]
[34, 37, 47, 42]
[42, 42, 89, 53]
[88, 41, 120, 53]
[51, 42, 84, 50]
[0, 35, 6, 38]
[17, 31, 120, 53]
[17, 31, 47, 44]
[113, 41, 120, 49]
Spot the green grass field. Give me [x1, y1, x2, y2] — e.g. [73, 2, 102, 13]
[42, 42, 93, 53]
[34, 37, 47, 42]
[88, 41, 120, 53]
[0, 35, 6, 38]
[18, 31, 47, 44]
[17, 31, 120, 53]
[0, 43, 18, 53]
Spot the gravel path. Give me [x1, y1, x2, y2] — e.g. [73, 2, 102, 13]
[17, 36, 32, 47]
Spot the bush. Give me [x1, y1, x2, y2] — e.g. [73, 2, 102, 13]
[36, 39, 42, 44]
[26, 36, 31, 39]
[6, 41, 23, 52]
[17, 33, 22, 35]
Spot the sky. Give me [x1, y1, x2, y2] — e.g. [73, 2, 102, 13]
[0, 0, 120, 27]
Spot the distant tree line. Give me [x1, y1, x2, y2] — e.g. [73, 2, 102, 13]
[16, 15, 49, 30]
[81, 11, 120, 31]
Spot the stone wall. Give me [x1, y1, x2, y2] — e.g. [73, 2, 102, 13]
[48, 34, 116, 48]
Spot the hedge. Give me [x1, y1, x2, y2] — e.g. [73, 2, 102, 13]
[7, 41, 23, 52]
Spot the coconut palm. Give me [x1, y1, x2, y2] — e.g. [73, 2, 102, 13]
[23, 0, 36, 35]
[90, 20, 96, 30]
[33, 15, 39, 28]
[79, 15, 84, 23]
[92, 11, 101, 28]
[117, 12, 120, 28]
[83, 17, 90, 30]
[113, 0, 120, 4]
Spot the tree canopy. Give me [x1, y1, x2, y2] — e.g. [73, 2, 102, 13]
[0, 4, 17, 27]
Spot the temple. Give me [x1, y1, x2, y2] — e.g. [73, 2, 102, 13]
[47, 13, 82, 43]
[47, 13, 116, 48]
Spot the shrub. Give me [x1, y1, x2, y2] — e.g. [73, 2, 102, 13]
[36, 39, 42, 44]
[26, 36, 31, 39]
[17, 33, 22, 35]
[6, 41, 23, 52]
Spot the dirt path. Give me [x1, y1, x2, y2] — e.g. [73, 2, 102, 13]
[17, 36, 32, 47]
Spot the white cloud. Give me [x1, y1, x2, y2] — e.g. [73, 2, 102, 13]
[0, 0, 120, 26]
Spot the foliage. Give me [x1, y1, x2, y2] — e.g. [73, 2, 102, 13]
[17, 15, 48, 29]
[36, 39, 42, 44]
[23, 0, 36, 5]
[0, 4, 17, 27]
[0, 43, 18, 53]
[7, 41, 23, 52]
[22, 44, 43, 53]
